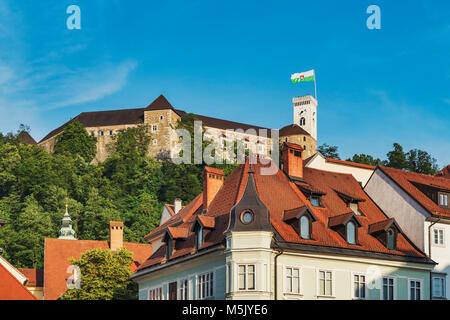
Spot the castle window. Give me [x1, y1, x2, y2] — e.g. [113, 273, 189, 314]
[303, 136, 306, 141]
[90, 131, 94, 136]
[303, 145, 306, 150]
[100, 131, 104, 136]
[109, 130, 113, 136]
[300, 117, 306, 126]
[153, 139, 158, 146]
[152, 125, 158, 132]
[160, 115, 164, 121]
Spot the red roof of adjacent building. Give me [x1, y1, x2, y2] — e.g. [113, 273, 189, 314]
[379, 166, 450, 218]
[435, 165, 450, 179]
[326, 158, 376, 170]
[18, 268, 44, 287]
[43, 238, 152, 300]
[137, 158, 427, 272]
[0, 263, 37, 300]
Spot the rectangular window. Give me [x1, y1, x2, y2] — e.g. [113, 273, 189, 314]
[238, 264, 256, 291]
[432, 276, 446, 299]
[318, 270, 333, 296]
[439, 193, 449, 207]
[197, 272, 214, 299]
[433, 229, 444, 246]
[152, 125, 158, 132]
[149, 286, 162, 300]
[310, 196, 321, 207]
[285, 267, 301, 294]
[109, 130, 113, 135]
[382, 277, 395, 300]
[409, 280, 421, 300]
[353, 274, 366, 299]
[100, 131, 104, 136]
[179, 279, 188, 300]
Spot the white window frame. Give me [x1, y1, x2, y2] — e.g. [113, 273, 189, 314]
[408, 278, 423, 300]
[178, 278, 189, 300]
[351, 273, 367, 300]
[197, 271, 214, 300]
[433, 228, 445, 247]
[432, 275, 446, 299]
[284, 265, 302, 295]
[317, 269, 334, 298]
[148, 285, 163, 300]
[381, 276, 396, 300]
[237, 264, 256, 291]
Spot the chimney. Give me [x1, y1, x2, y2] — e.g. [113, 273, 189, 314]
[282, 142, 304, 180]
[109, 221, 124, 252]
[203, 167, 225, 210]
[174, 198, 182, 214]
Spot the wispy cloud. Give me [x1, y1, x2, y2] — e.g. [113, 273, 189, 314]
[0, 0, 137, 135]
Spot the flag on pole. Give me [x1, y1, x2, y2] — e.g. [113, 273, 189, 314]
[291, 70, 315, 83]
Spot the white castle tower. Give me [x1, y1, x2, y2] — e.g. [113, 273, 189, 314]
[293, 95, 317, 141]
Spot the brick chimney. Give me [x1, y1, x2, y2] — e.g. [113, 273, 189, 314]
[174, 198, 182, 214]
[203, 167, 225, 210]
[109, 221, 124, 252]
[282, 142, 304, 180]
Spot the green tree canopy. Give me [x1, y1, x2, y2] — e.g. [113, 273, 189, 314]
[318, 143, 340, 159]
[60, 248, 137, 300]
[54, 120, 97, 162]
[346, 154, 383, 166]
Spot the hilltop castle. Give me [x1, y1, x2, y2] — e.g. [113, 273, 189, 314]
[38, 95, 318, 162]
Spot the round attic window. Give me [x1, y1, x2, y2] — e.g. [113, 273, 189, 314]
[241, 210, 254, 224]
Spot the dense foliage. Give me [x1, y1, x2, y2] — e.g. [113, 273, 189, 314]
[319, 142, 439, 175]
[60, 248, 137, 300]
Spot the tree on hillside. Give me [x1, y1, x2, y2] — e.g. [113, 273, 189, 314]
[346, 154, 383, 166]
[385, 143, 408, 170]
[406, 149, 439, 175]
[60, 248, 137, 300]
[318, 143, 340, 159]
[54, 120, 97, 162]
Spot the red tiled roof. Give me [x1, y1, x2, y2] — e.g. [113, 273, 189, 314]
[196, 215, 216, 229]
[326, 158, 376, 170]
[0, 263, 37, 300]
[368, 218, 397, 234]
[435, 165, 450, 179]
[167, 227, 189, 239]
[43, 238, 152, 300]
[137, 158, 427, 272]
[283, 142, 303, 151]
[379, 166, 450, 218]
[204, 167, 225, 175]
[18, 268, 43, 287]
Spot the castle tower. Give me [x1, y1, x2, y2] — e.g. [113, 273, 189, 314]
[293, 95, 317, 141]
[58, 200, 76, 240]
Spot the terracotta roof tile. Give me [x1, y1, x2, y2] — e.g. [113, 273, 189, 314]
[138, 157, 427, 272]
[435, 165, 450, 179]
[18, 268, 44, 287]
[326, 158, 376, 170]
[279, 124, 311, 137]
[0, 263, 37, 300]
[43, 238, 152, 300]
[379, 166, 450, 218]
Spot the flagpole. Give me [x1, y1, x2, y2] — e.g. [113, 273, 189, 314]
[314, 69, 317, 101]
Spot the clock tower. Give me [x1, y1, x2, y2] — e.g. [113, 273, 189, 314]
[293, 95, 317, 141]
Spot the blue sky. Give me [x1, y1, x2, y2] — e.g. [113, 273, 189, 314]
[0, 0, 449, 166]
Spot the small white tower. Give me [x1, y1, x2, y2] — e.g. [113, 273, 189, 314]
[293, 95, 317, 140]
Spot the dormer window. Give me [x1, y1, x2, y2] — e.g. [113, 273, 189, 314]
[328, 212, 362, 245]
[283, 206, 317, 240]
[310, 196, 321, 207]
[197, 226, 203, 249]
[439, 192, 449, 208]
[368, 218, 399, 250]
[346, 221, 356, 244]
[300, 215, 311, 239]
[387, 228, 395, 250]
[349, 202, 363, 216]
[167, 239, 173, 258]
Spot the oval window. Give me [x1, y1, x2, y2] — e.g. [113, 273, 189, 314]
[241, 211, 254, 224]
